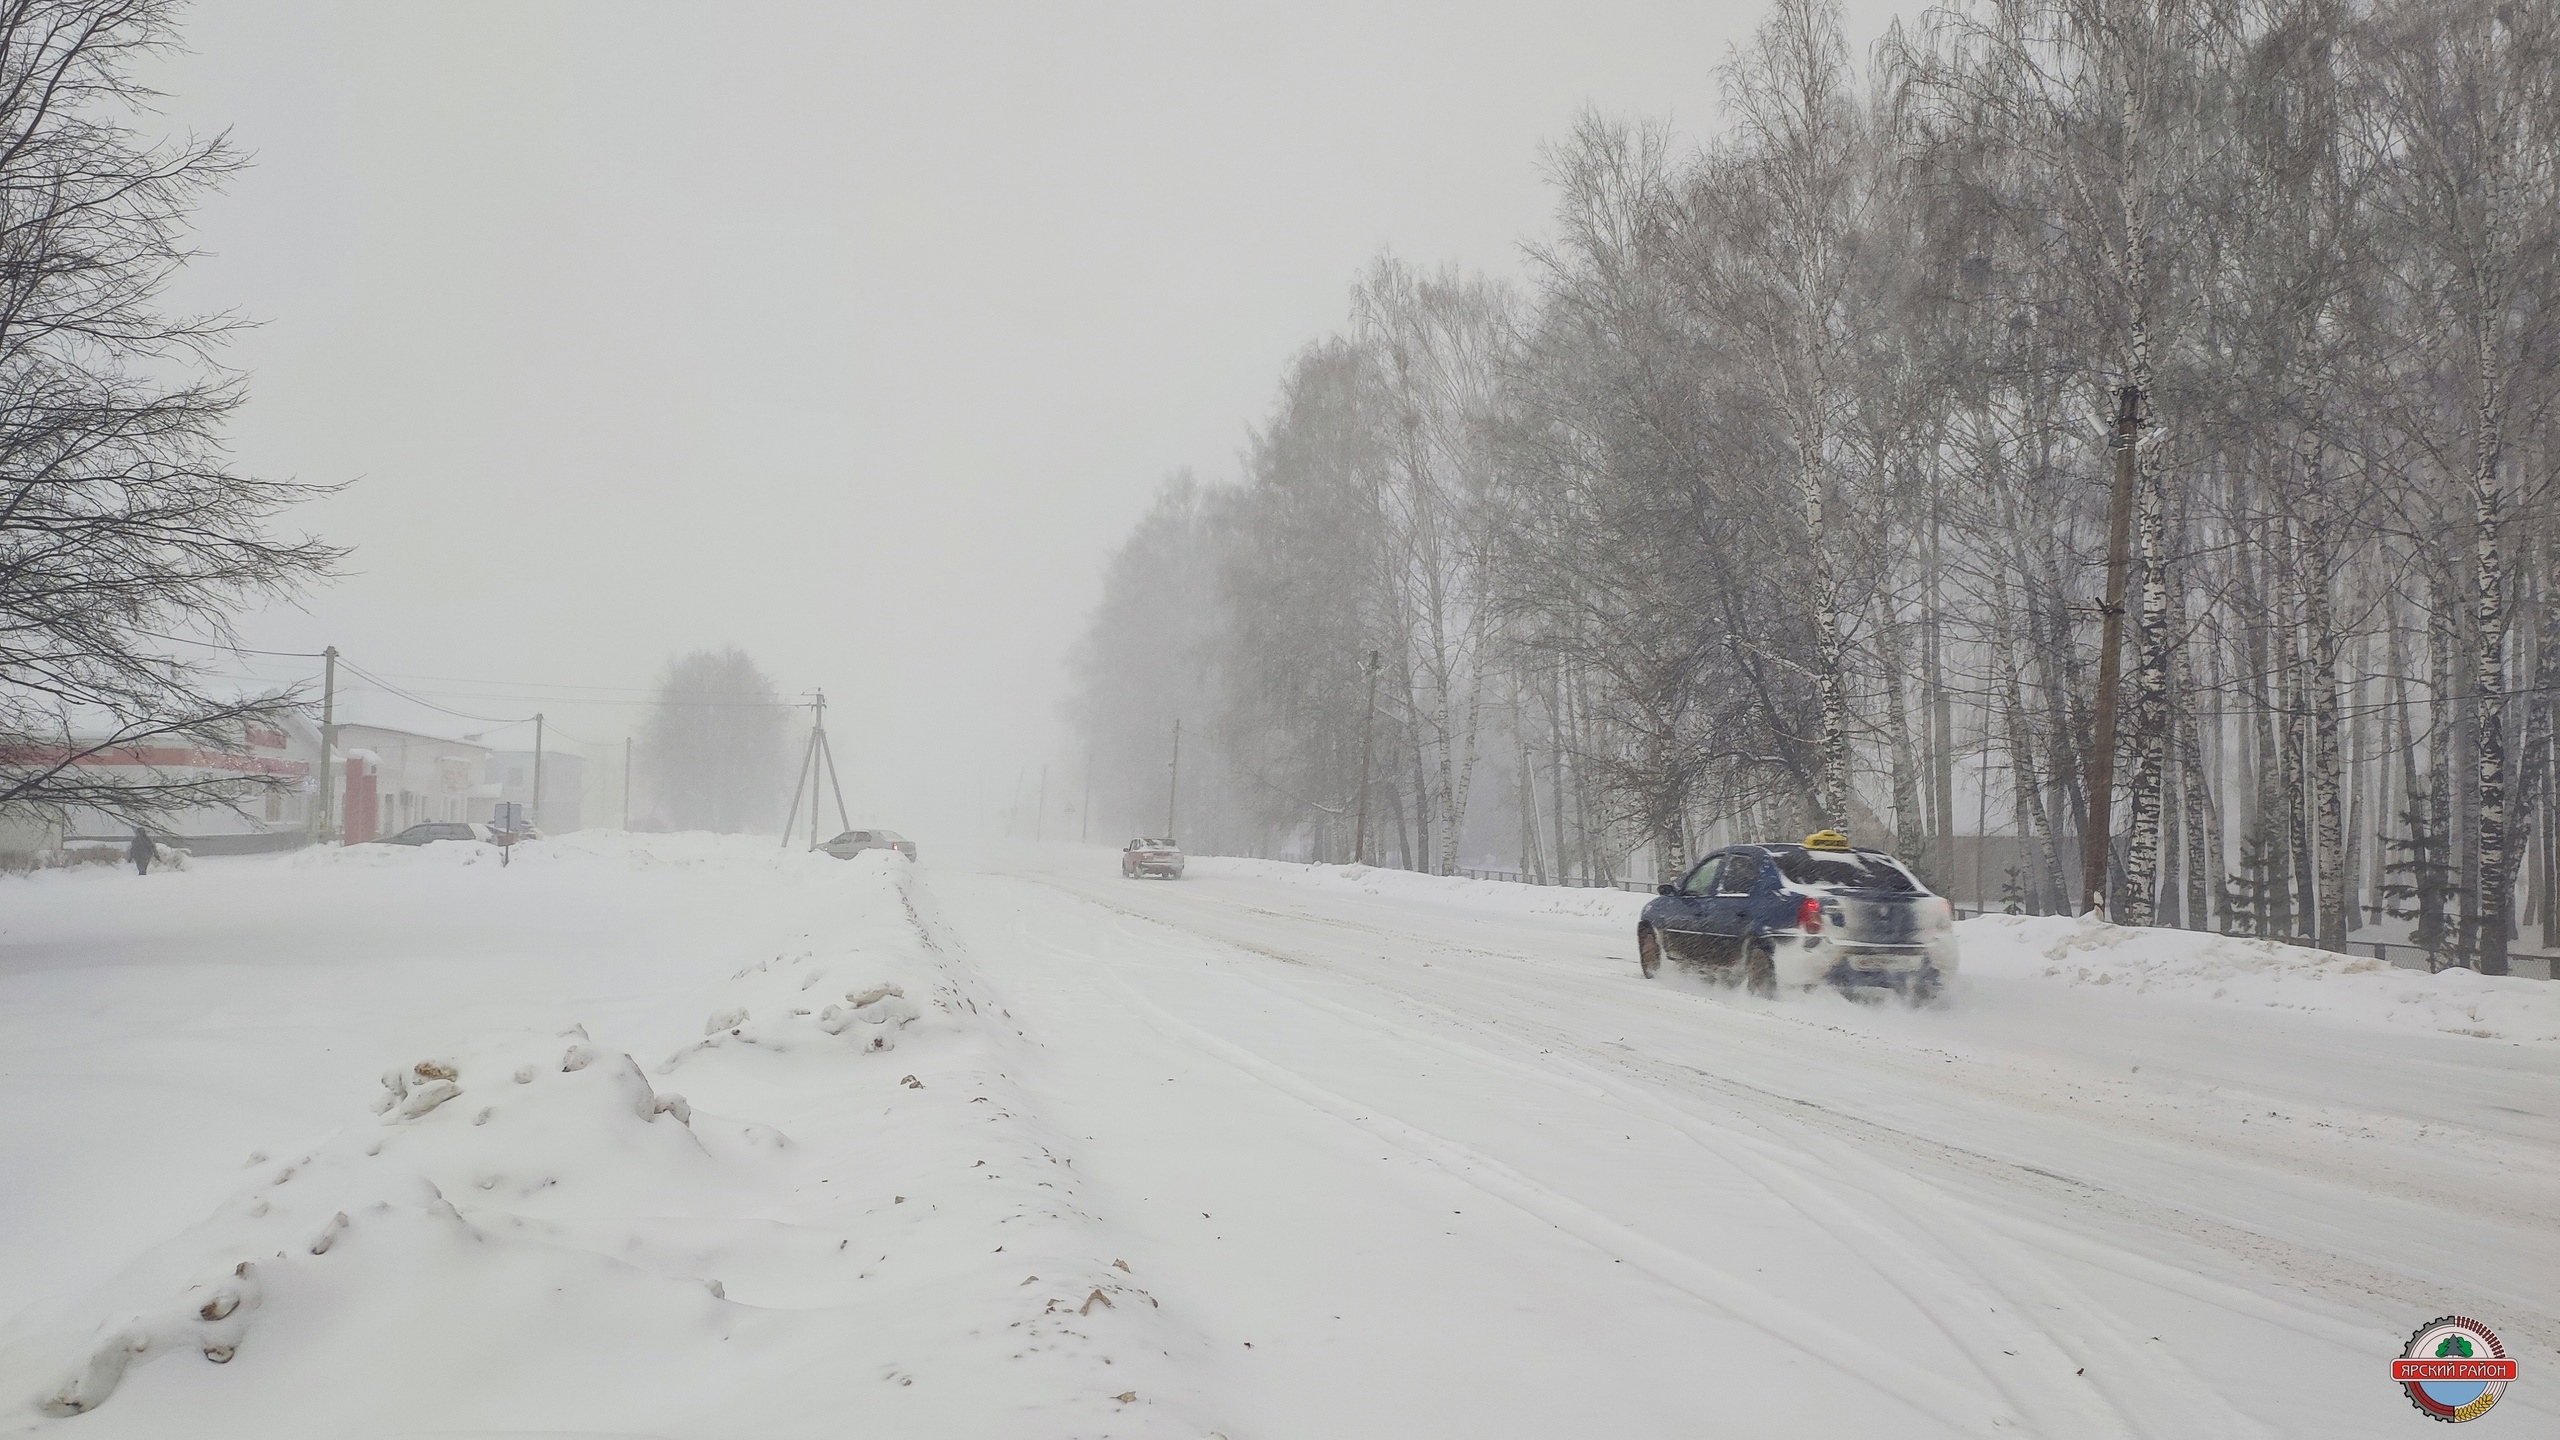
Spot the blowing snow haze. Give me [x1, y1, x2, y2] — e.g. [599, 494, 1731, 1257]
[132, 0, 1895, 833]
[7, 1, 2559, 1437]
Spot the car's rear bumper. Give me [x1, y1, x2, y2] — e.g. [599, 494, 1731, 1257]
[1773, 934, 1957, 988]
[1822, 956, 1943, 990]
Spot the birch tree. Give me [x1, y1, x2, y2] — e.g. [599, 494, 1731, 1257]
[2355, 0, 2558, 974]
[1916, 0, 2238, 920]
[1708, 0, 1878, 830]
[1355, 259, 1517, 874]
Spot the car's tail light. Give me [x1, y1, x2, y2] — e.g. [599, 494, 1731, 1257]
[1797, 896, 1823, 933]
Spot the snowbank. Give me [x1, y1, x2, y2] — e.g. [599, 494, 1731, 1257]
[1958, 912, 2560, 1042]
[1, 1026, 755, 1419]
[1190, 856, 2559, 1041]
[0, 840, 1205, 1436]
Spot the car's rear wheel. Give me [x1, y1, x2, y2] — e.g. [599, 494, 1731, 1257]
[1743, 938, 1777, 998]
[1638, 926, 1662, 979]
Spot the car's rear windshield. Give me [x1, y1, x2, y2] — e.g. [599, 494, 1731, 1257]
[1775, 850, 1920, 892]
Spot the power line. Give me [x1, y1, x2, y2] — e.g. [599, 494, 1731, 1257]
[144, 631, 816, 739]
[141, 630, 794, 707]
[539, 718, 619, 748]
[352, 669, 733, 697]
[336, 660, 535, 728]
[373, 688, 800, 710]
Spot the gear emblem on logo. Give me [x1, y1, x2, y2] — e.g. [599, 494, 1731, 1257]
[2393, 1317, 2513, 1423]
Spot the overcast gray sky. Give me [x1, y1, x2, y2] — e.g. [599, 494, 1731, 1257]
[146, 0, 1899, 834]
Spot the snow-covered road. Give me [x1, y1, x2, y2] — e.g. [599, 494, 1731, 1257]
[951, 847, 2560, 1438]
[2, 836, 2552, 1437]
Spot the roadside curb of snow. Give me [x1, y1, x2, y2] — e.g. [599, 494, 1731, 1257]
[647, 855, 1213, 1432]
[1959, 913, 2560, 1042]
[0, 848, 1210, 1435]
[1191, 856, 2557, 1042]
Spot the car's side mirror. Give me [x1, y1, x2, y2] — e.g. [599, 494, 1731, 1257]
[1657, 883, 1677, 896]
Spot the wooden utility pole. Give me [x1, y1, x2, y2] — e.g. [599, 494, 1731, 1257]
[817, 697, 849, 843]
[2082, 385, 2143, 917]
[1164, 719, 1181, 840]
[531, 713, 545, 830]
[1353, 650, 1381, 864]
[780, 690, 849, 849]
[807, 691, 826, 850]
[622, 737, 632, 829]
[1080, 749, 1092, 843]
[316, 645, 339, 843]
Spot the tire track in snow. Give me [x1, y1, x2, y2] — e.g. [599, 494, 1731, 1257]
[1059, 893, 2193, 1439]
[997, 897, 2015, 1436]
[1144, 926, 2264, 1438]
[1197, 964, 2169, 1435]
[1521, 1043, 2257, 1439]
[1063, 870, 2557, 1355]
[1018, 867, 2560, 1394]
[1340, 944, 2560, 1359]
[1194, 879, 2560, 1229]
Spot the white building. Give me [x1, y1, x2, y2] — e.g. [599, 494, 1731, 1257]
[38, 712, 326, 856]
[485, 749, 583, 832]
[335, 723, 498, 839]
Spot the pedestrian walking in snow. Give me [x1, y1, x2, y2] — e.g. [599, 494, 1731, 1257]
[128, 829, 153, 876]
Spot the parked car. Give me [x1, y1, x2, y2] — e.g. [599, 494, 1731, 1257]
[375, 821, 493, 847]
[1122, 837, 1184, 879]
[821, 829, 917, 861]
[1636, 831, 1956, 1002]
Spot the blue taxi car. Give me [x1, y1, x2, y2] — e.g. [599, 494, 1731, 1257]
[1637, 831, 1957, 1002]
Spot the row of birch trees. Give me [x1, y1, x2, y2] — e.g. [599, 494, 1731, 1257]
[1070, 0, 2560, 974]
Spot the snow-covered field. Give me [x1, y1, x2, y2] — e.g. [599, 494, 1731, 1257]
[2, 838, 2553, 1437]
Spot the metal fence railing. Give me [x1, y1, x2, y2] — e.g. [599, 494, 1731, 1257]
[1455, 867, 1656, 894]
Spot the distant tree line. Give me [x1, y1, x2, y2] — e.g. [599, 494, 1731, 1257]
[1070, 0, 2560, 974]
[635, 647, 792, 834]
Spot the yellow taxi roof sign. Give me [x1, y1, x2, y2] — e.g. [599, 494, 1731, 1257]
[1803, 829, 1851, 851]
